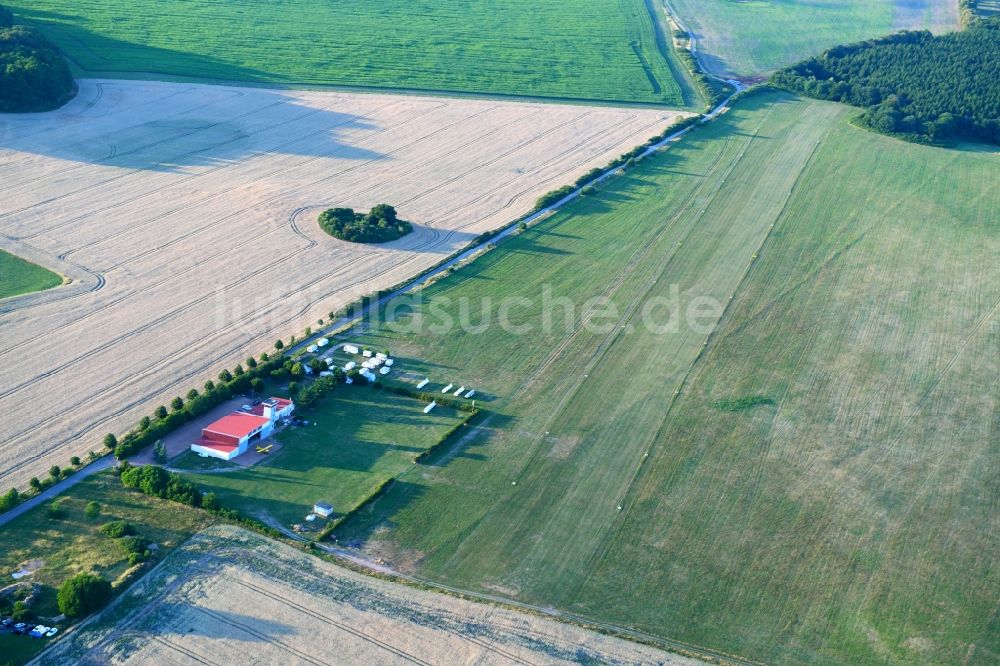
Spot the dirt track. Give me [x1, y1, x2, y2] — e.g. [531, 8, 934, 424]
[0, 80, 682, 489]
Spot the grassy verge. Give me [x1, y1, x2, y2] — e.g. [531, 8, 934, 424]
[0, 250, 61, 300]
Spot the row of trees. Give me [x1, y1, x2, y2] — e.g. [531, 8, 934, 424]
[318, 204, 413, 243]
[106, 352, 287, 459]
[0, 3, 76, 112]
[771, 19, 1000, 145]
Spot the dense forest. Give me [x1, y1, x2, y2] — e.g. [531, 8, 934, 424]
[318, 204, 413, 243]
[772, 17, 1000, 145]
[0, 3, 76, 112]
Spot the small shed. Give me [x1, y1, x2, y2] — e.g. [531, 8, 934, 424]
[416, 378, 429, 389]
[362, 350, 373, 358]
[379, 366, 390, 375]
[307, 345, 318, 353]
[318, 338, 329, 347]
[313, 501, 334, 518]
[343, 344, 360, 355]
[423, 401, 437, 414]
[442, 383, 454, 393]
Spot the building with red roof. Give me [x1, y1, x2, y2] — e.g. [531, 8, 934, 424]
[191, 397, 294, 461]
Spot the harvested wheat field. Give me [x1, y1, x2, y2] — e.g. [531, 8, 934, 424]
[34, 525, 701, 665]
[0, 79, 682, 489]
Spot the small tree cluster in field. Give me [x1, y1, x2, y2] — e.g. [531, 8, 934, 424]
[85, 501, 101, 519]
[318, 204, 413, 243]
[120, 464, 202, 507]
[0, 487, 19, 511]
[46, 499, 65, 519]
[294, 370, 344, 407]
[99, 520, 135, 538]
[153, 440, 167, 464]
[57, 573, 112, 618]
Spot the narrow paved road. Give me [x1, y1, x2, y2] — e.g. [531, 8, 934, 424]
[0, 456, 115, 528]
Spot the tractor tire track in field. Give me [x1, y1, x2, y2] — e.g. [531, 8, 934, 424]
[0, 100, 484, 325]
[233, 579, 435, 666]
[0, 80, 680, 487]
[0, 82, 192, 158]
[43, 98, 409, 248]
[152, 637, 221, 666]
[0, 86, 267, 195]
[0, 88, 262, 201]
[420, 111, 672, 242]
[86, 102, 507, 268]
[193, 605, 331, 666]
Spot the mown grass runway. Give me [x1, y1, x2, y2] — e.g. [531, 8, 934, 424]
[8, 0, 685, 105]
[338, 92, 999, 664]
[669, 0, 957, 77]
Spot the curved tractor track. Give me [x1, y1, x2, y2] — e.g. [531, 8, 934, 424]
[0, 79, 685, 489]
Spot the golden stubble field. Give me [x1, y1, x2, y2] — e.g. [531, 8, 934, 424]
[35, 525, 700, 665]
[0, 79, 683, 489]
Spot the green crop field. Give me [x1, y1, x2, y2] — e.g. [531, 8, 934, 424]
[0, 472, 215, 665]
[7, 0, 688, 105]
[0, 249, 62, 300]
[335, 92, 1000, 664]
[181, 390, 466, 530]
[668, 0, 958, 77]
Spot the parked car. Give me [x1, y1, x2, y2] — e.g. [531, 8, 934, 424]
[29, 625, 46, 637]
[45, 627, 58, 637]
[14, 622, 26, 633]
[1, 617, 12, 628]
[241, 404, 252, 411]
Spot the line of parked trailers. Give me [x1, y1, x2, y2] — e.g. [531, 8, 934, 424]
[1, 617, 58, 638]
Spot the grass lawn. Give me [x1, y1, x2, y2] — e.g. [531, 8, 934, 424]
[0, 250, 61, 300]
[669, 0, 957, 77]
[335, 91, 1000, 664]
[8, 0, 686, 106]
[182, 388, 466, 531]
[0, 471, 215, 665]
